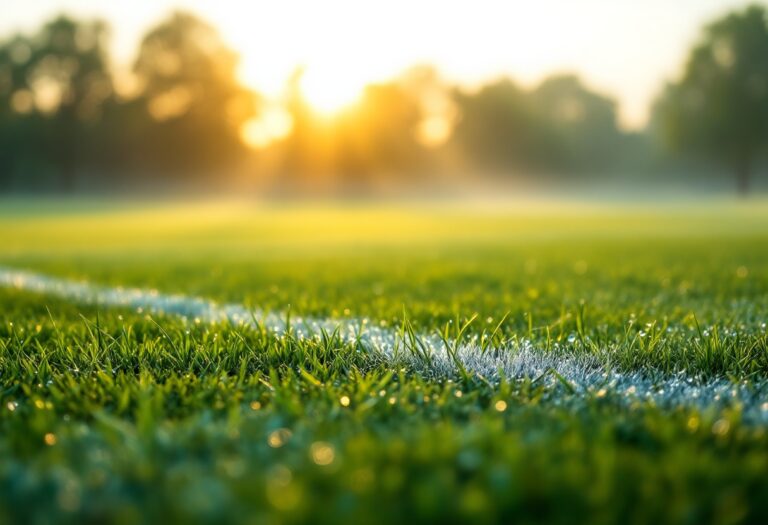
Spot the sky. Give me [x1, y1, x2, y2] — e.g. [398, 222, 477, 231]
[0, 0, 761, 129]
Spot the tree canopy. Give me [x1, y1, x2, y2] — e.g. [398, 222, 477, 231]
[654, 4, 768, 194]
[130, 11, 257, 175]
[0, 16, 112, 190]
[451, 75, 625, 176]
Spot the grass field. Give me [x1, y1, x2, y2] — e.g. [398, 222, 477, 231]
[1, 198, 768, 524]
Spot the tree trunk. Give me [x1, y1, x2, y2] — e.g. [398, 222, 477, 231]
[735, 155, 751, 197]
[57, 109, 78, 193]
[0, 160, 9, 193]
[60, 158, 77, 193]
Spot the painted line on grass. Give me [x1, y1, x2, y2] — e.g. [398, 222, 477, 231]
[1, 266, 767, 422]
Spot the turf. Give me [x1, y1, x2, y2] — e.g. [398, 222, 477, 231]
[1, 199, 768, 524]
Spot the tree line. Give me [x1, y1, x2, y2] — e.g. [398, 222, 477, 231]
[1, 5, 767, 194]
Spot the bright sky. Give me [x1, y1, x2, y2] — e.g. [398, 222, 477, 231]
[1, 0, 761, 129]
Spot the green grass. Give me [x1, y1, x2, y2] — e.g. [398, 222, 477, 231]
[1, 199, 768, 524]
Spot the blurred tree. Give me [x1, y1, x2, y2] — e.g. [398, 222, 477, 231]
[335, 83, 423, 179]
[450, 79, 533, 171]
[0, 16, 113, 191]
[654, 5, 768, 194]
[451, 76, 625, 176]
[0, 35, 36, 190]
[277, 67, 332, 186]
[131, 11, 257, 176]
[277, 70, 425, 192]
[399, 65, 457, 149]
[528, 75, 623, 172]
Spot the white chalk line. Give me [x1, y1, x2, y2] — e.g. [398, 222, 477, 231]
[1, 266, 767, 423]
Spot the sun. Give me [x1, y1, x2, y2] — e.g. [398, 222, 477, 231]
[298, 64, 366, 116]
[236, 60, 374, 149]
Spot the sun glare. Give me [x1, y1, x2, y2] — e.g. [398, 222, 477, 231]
[240, 105, 293, 149]
[299, 65, 366, 116]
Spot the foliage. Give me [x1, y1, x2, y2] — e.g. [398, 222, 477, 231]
[0, 12, 254, 190]
[654, 4, 768, 193]
[0, 16, 112, 190]
[129, 12, 257, 175]
[278, 74, 425, 191]
[451, 75, 628, 175]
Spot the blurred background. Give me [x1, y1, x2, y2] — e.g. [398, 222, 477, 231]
[1, 0, 767, 198]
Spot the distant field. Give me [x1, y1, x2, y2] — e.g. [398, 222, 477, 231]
[1, 199, 768, 524]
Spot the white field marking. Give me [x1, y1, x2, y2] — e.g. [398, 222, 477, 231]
[1, 266, 767, 423]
